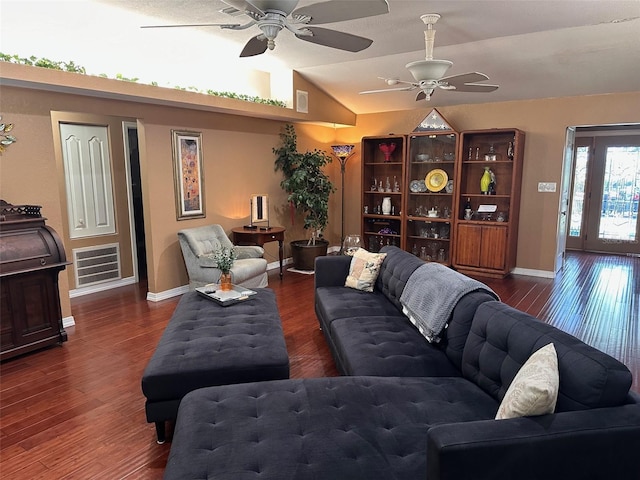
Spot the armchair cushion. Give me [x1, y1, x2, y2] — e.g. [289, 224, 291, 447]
[236, 245, 265, 259]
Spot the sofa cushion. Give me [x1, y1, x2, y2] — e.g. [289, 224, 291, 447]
[315, 286, 403, 332]
[462, 302, 632, 412]
[496, 343, 559, 419]
[329, 316, 461, 377]
[345, 248, 387, 292]
[164, 376, 498, 480]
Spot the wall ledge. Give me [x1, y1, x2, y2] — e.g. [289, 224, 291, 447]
[0, 62, 355, 125]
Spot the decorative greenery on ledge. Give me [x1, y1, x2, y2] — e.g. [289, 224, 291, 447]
[0, 53, 287, 108]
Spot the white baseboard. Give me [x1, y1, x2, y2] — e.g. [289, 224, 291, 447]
[146, 285, 190, 302]
[69, 276, 137, 298]
[62, 315, 75, 328]
[267, 257, 293, 271]
[512, 267, 556, 278]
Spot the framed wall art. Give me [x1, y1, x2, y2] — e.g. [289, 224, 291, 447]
[172, 130, 205, 220]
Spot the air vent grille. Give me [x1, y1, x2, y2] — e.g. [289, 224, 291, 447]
[73, 244, 121, 287]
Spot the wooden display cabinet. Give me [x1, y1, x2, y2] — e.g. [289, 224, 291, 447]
[404, 132, 458, 264]
[453, 129, 525, 277]
[361, 135, 405, 252]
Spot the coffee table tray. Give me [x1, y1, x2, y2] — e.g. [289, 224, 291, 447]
[195, 284, 257, 306]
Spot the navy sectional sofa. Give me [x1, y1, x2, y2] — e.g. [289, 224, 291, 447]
[164, 246, 640, 480]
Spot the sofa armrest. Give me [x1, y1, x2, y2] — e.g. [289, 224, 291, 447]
[426, 405, 640, 480]
[314, 255, 352, 288]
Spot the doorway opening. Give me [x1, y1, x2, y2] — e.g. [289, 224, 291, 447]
[567, 125, 640, 256]
[124, 123, 147, 280]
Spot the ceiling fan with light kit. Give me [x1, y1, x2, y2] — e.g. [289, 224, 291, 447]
[360, 13, 499, 102]
[142, 0, 389, 57]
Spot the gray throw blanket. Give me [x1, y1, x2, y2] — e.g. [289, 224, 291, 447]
[399, 263, 499, 343]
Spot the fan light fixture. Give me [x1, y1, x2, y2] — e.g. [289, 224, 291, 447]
[359, 12, 499, 102]
[406, 13, 451, 81]
[406, 59, 452, 82]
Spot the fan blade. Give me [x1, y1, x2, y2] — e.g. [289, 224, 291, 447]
[452, 83, 499, 93]
[292, 0, 389, 25]
[296, 27, 372, 52]
[440, 72, 490, 85]
[141, 23, 243, 29]
[240, 36, 268, 57]
[360, 86, 417, 95]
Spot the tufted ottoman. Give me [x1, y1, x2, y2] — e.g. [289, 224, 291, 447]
[141, 289, 289, 443]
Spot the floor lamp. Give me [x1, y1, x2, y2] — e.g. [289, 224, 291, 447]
[331, 144, 355, 254]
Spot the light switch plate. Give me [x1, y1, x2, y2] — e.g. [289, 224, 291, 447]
[538, 182, 557, 192]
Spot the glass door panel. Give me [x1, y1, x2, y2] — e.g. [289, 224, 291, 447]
[584, 135, 640, 254]
[567, 139, 591, 250]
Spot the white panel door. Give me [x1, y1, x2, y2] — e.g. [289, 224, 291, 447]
[60, 124, 116, 238]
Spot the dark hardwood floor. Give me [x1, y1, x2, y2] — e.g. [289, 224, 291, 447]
[1, 251, 638, 479]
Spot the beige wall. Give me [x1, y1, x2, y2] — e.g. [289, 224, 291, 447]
[0, 80, 338, 319]
[1, 67, 638, 319]
[335, 92, 640, 273]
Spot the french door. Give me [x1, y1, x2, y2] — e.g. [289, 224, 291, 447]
[568, 135, 640, 255]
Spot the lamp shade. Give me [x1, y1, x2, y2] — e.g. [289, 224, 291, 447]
[405, 59, 453, 82]
[331, 145, 355, 159]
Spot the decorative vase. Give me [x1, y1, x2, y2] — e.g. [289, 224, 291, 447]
[480, 167, 492, 194]
[219, 272, 232, 291]
[379, 142, 396, 162]
[382, 197, 392, 215]
[342, 234, 362, 256]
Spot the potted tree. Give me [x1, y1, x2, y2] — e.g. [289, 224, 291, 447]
[274, 124, 335, 271]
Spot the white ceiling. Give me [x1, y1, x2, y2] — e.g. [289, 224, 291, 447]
[3, 0, 640, 114]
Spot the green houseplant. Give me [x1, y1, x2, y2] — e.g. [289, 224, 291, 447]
[274, 124, 335, 270]
[212, 246, 237, 290]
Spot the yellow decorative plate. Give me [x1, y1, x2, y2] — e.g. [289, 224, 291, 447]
[425, 169, 448, 192]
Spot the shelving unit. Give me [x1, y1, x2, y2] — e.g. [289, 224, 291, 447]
[453, 129, 525, 277]
[360, 121, 525, 276]
[404, 132, 458, 264]
[361, 135, 405, 252]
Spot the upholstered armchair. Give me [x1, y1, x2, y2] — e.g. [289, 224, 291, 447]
[178, 225, 268, 290]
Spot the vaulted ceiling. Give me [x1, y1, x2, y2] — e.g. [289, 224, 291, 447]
[3, 1, 639, 114]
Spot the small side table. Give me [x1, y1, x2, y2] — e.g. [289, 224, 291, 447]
[232, 226, 286, 278]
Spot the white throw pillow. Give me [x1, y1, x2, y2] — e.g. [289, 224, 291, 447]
[344, 248, 387, 292]
[495, 343, 559, 420]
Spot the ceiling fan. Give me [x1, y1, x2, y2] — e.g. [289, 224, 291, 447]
[360, 13, 499, 101]
[141, 0, 389, 57]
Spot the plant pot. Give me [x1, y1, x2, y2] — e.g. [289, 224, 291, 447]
[290, 239, 329, 271]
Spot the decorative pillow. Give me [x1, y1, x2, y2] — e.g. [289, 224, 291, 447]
[345, 248, 387, 292]
[496, 343, 559, 420]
